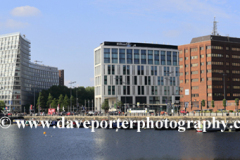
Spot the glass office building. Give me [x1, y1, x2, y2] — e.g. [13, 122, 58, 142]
[94, 42, 180, 112]
[0, 33, 59, 112]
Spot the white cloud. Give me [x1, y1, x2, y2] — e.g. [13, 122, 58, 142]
[11, 6, 40, 17]
[0, 19, 29, 29]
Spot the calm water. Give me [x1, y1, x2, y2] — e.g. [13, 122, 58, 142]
[1, 125, 240, 160]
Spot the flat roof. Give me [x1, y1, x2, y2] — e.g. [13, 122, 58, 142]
[101, 41, 178, 50]
[191, 35, 240, 44]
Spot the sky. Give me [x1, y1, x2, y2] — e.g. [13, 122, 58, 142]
[0, 0, 240, 87]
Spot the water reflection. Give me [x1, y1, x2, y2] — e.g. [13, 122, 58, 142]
[0, 126, 240, 160]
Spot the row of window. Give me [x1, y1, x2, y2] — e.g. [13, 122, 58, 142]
[104, 48, 178, 65]
[104, 76, 177, 86]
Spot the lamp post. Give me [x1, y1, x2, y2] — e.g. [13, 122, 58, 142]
[165, 71, 174, 114]
[69, 81, 76, 112]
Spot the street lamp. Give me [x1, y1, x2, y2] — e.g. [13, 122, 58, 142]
[69, 81, 76, 112]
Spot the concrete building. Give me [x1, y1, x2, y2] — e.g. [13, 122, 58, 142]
[0, 33, 59, 112]
[59, 70, 64, 86]
[179, 35, 240, 111]
[94, 41, 180, 112]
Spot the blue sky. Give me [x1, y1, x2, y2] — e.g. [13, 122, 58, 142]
[0, 0, 239, 87]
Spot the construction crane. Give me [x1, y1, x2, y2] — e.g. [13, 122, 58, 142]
[34, 60, 43, 64]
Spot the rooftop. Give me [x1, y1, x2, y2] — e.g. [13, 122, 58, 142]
[190, 35, 240, 44]
[101, 41, 178, 50]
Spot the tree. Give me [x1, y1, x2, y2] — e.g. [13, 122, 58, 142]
[58, 94, 64, 108]
[201, 100, 205, 110]
[37, 92, 45, 110]
[46, 93, 53, 107]
[70, 95, 76, 107]
[101, 100, 109, 112]
[63, 95, 69, 110]
[115, 99, 123, 109]
[0, 100, 6, 113]
[51, 98, 58, 108]
[223, 99, 226, 110]
[235, 98, 239, 112]
[211, 100, 215, 108]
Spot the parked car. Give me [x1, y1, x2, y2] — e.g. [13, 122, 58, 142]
[87, 111, 95, 116]
[66, 112, 74, 116]
[180, 110, 188, 114]
[108, 111, 119, 115]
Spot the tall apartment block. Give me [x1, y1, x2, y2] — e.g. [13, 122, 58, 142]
[59, 70, 64, 86]
[94, 42, 180, 111]
[0, 33, 59, 112]
[179, 35, 240, 111]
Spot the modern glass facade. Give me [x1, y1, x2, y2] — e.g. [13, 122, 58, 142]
[94, 41, 180, 112]
[0, 33, 59, 112]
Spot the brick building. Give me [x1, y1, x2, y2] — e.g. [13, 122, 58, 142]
[59, 70, 64, 86]
[178, 35, 240, 112]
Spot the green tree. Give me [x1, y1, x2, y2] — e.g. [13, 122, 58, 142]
[70, 95, 76, 107]
[51, 98, 58, 108]
[63, 95, 69, 110]
[201, 100, 205, 110]
[223, 99, 226, 110]
[37, 92, 45, 110]
[46, 93, 53, 107]
[211, 100, 215, 108]
[0, 100, 6, 113]
[115, 99, 123, 109]
[58, 94, 64, 109]
[235, 98, 239, 112]
[101, 99, 109, 112]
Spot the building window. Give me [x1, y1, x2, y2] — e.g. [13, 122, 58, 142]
[142, 86, 144, 95]
[123, 86, 126, 95]
[161, 51, 165, 65]
[173, 52, 177, 66]
[112, 65, 115, 75]
[154, 66, 157, 75]
[191, 78, 198, 82]
[170, 77, 172, 85]
[191, 71, 198, 74]
[161, 77, 164, 85]
[141, 66, 144, 75]
[158, 77, 160, 85]
[148, 76, 151, 85]
[127, 76, 130, 85]
[167, 51, 171, 65]
[141, 50, 146, 64]
[192, 86, 199, 89]
[154, 50, 159, 65]
[134, 50, 139, 64]
[104, 76, 107, 85]
[108, 86, 111, 95]
[112, 86, 115, 95]
[200, 55, 204, 58]
[137, 66, 140, 75]
[191, 56, 198, 59]
[127, 65, 130, 75]
[208, 93, 212, 97]
[200, 47, 204, 50]
[151, 66, 154, 75]
[119, 49, 125, 64]
[116, 76, 118, 85]
[148, 50, 153, 64]
[134, 76, 137, 85]
[112, 48, 118, 63]
[173, 77, 175, 86]
[145, 76, 148, 85]
[151, 86, 154, 95]
[104, 48, 110, 63]
[123, 65, 126, 75]
[206, 46, 211, 49]
[127, 49, 132, 64]
[176, 67, 179, 76]
[120, 76, 122, 85]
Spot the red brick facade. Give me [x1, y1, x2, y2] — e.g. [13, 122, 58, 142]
[178, 35, 240, 112]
